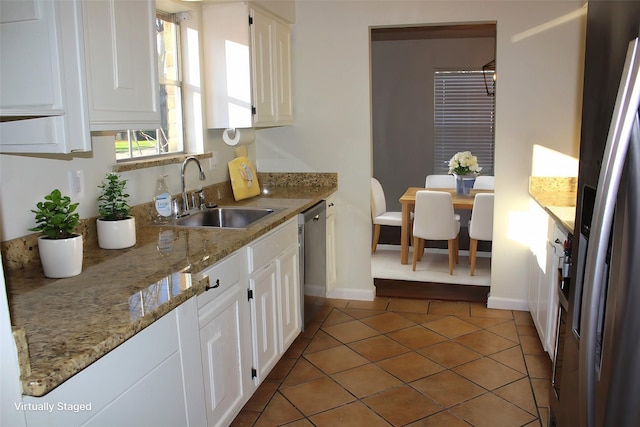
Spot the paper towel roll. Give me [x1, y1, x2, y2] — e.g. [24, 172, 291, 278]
[222, 128, 255, 146]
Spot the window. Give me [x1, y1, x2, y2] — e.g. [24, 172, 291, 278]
[116, 12, 184, 161]
[433, 70, 495, 175]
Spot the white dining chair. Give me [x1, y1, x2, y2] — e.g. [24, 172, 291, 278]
[412, 191, 460, 274]
[473, 175, 495, 190]
[468, 193, 494, 275]
[425, 174, 456, 189]
[370, 177, 405, 253]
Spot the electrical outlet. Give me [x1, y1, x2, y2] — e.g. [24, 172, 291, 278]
[209, 151, 218, 169]
[68, 169, 84, 200]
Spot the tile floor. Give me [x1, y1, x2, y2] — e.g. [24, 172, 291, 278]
[231, 297, 551, 427]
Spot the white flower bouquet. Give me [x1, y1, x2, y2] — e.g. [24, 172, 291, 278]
[448, 151, 482, 176]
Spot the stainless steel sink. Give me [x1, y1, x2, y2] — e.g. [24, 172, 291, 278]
[173, 207, 279, 229]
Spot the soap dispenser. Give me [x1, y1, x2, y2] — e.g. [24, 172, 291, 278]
[154, 175, 172, 223]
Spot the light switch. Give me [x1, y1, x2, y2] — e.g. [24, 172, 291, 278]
[68, 169, 84, 200]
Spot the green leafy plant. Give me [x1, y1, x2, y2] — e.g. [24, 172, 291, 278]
[97, 173, 131, 221]
[30, 189, 80, 239]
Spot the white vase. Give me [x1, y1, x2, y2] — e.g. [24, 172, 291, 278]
[97, 217, 136, 249]
[454, 174, 476, 196]
[38, 234, 83, 278]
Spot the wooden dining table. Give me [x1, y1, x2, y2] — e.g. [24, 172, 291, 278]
[399, 187, 494, 264]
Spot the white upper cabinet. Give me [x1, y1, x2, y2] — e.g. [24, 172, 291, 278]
[202, 2, 292, 129]
[0, 0, 91, 153]
[82, 0, 160, 131]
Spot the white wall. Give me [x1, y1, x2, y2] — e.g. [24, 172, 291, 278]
[256, 0, 586, 308]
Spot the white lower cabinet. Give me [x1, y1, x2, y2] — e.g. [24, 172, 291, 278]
[23, 311, 189, 427]
[21, 218, 302, 427]
[325, 195, 337, 295]
[248, 218, 301, 385]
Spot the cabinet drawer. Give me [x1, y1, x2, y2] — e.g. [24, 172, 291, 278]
[247, 219, 298, 274]
[197, 252, 244, 309]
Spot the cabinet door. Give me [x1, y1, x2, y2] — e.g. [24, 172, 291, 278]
[274, 19, 293, 124]
[249, 262, 279, 384]
[278, 245, 301, 351]
[199, 285, 251, 427]
[82, 0, 160, 131]
[250, 8, 276, 126]
[0, 0, 90, 153]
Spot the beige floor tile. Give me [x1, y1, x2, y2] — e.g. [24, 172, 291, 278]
[361, 312, 417, 333]
[399, 312, 446, 324]
[531, 378, 551, 407]
[347, 298, 390, 311]
[387, 298, 430, 313]
[299, 320, 322, 339]
[323, 298, 350, 308]
[363, 385, 442, 426]
[494, 377, 539, 416]
[487, 321, 519, 343]
[377, 351, 445, 382]
[254, 392, 304, 426]
[387, 325, 447, 349]
[265, 356, 296, 383]
[407, 410, 471, 427]
[341, 307, 386, 319]
[450, 393, 537, 427]
[517, 324, 539, 336]
[332, 363, 403, 398]
[304, 344, 369, 374]
[418, 340, 482, 368]
[230, 410, 260, 427]
[284, 419, 315, 427]
[309, 401, 392, 427]
[429, 300, 471, 316]
[411, 370, 485, 407]
[513, 310, 535, 326]
[470, 303, 514, 319]
[281, 357, 325, 388]
[280, 377, 356, 416]
[348, 334, 411, 362]
[520, 334, 546, 355]
[525, 354, 552, 379]
[241, 381, 279, 413]
[285, 337, 311, 359]
[304, 330, 342, 354]
[322, 309, 355, 327]
[424, 315, 480, 338]
[322, 319, 380, 343]
[462, 316, 512, 329]
[454, 357, 525, 390]
[489, 345, 527, 374]
[453, 330, 518, 355]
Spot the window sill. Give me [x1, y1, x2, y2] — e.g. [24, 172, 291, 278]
[112, 152, 213, 173]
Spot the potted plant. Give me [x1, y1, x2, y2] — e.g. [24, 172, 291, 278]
[96, 173, 136, 249]
[448, 151, 483, 196]
[30, 189, 83, 278]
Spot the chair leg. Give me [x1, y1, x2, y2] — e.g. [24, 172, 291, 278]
[469, 238, 478, 276]
[447, 239, 455, 275]
[454, 235, 459, 264]
[412, 236, 421, 271]
[417, 238, 425, 261]
[372, 224, 381, 253]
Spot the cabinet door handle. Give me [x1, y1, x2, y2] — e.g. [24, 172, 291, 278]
[205, 278, 220, 291]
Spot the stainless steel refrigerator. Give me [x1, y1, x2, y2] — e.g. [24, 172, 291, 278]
[549, 1, 640, 426]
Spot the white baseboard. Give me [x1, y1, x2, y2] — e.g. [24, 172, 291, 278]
[326, 286, 375, 301]
[487, 295, 529, 311]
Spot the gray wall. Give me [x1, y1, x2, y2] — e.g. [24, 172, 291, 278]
[371, 36, 495, 213]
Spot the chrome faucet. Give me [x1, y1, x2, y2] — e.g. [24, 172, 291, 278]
[180, 156, 206, 214]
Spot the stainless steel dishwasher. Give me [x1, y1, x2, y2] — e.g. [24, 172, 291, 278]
[297, 200, 326, 330]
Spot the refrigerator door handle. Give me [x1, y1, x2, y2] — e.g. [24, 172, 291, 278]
[579, 38, 640, 427]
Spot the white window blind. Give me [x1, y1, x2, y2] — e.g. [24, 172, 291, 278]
[433, 71, 495, 175]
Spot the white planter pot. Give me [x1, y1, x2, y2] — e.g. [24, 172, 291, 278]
[38, 234, 83, 278]
[97, 217, 136, 249]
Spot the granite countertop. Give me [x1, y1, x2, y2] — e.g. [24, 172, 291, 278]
[528, 176, 577, 234]
[4, 176, 337, 397]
